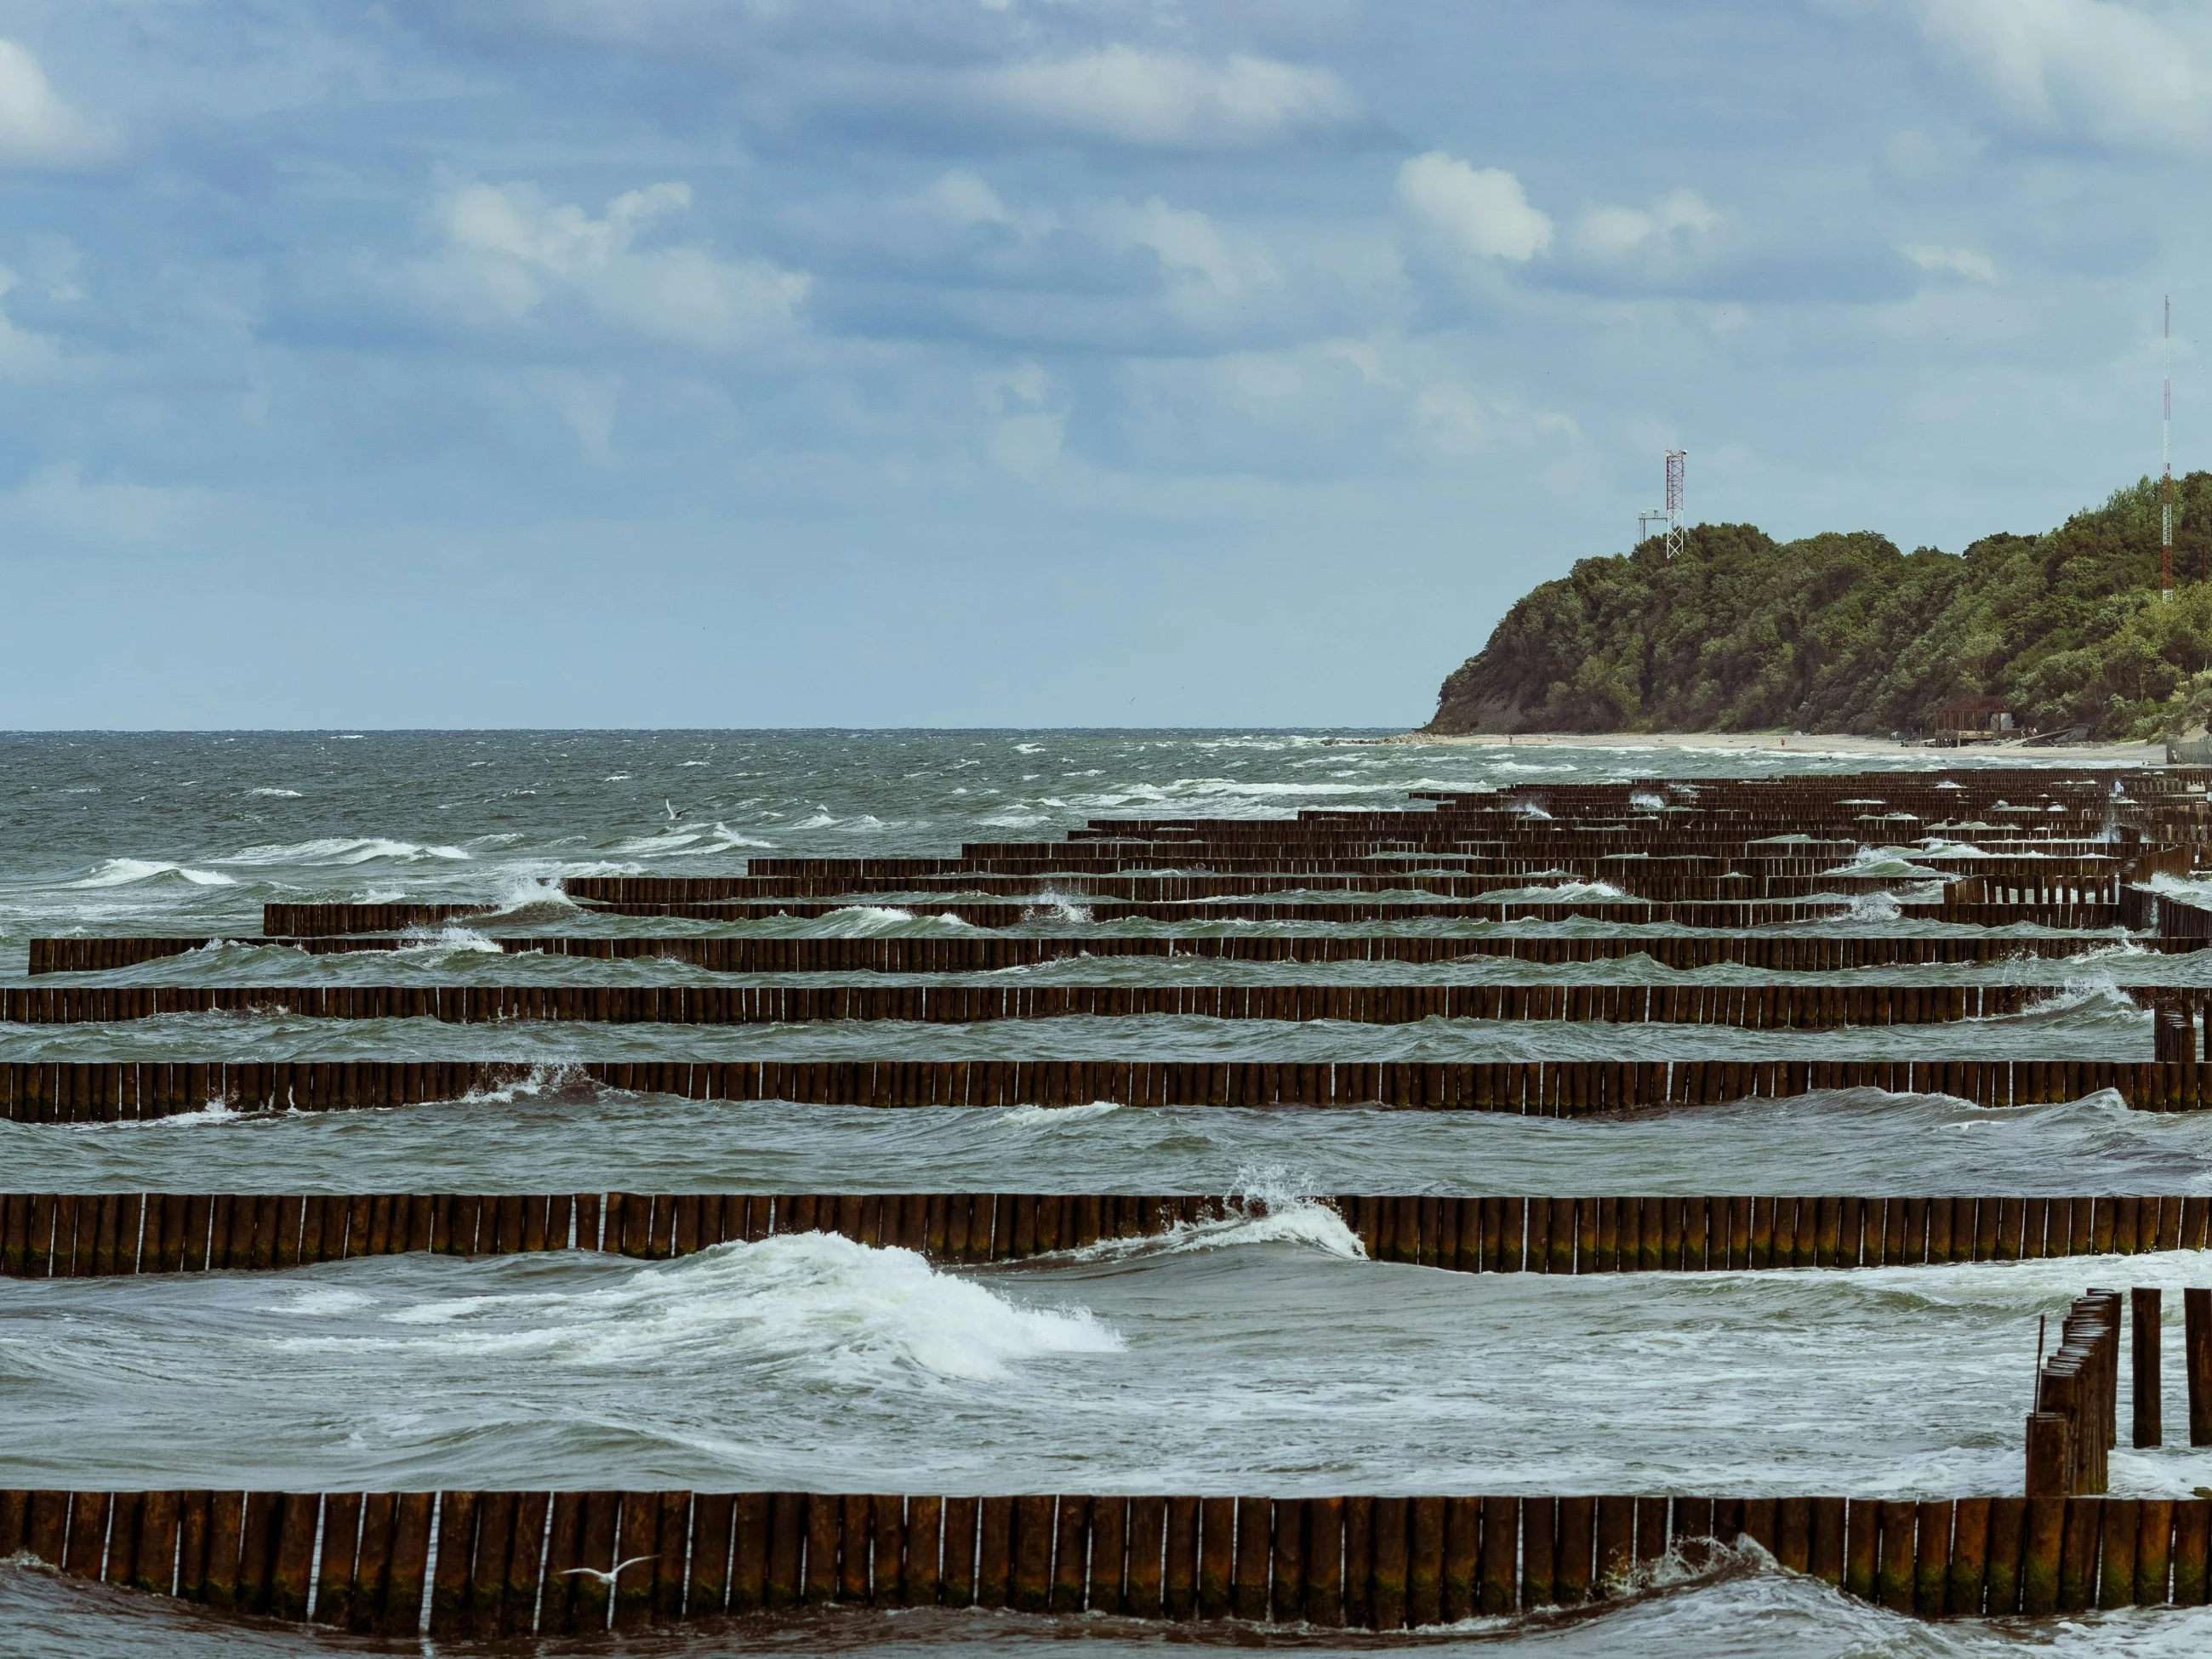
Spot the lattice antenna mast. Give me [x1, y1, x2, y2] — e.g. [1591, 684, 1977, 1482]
[1637, 450, 1689, 558]
[2164, 295, 2174, 598]
[1664, 448, 1687, 560]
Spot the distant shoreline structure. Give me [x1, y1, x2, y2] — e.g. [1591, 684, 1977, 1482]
[1360, 730, 2165, 761]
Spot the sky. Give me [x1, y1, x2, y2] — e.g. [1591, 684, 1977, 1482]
[0, 0, 2203, 729]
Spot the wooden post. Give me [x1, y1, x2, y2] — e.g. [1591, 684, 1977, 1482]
[2188, 1286, 2212, 1446]
[2135, 1287, 2164, 1447]
[2027, 1412, 2072, 1497]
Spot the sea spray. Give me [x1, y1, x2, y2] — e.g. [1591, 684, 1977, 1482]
[352, 1232, 1123, 1382]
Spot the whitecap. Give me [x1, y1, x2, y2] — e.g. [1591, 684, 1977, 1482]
[1843, 891, 1902, 923]
[396, 924, 501, 955]
[220, 837, 470, 866]
[1063, 1193, 1365, 1265]
[366, 1233, 1120, 1382]
[658, 823, 776, 855]
[998, 1101, 1123, 1128]
[809, 905, 943, 936]
[248, 787, 304, 798]
[68, 858, 237, 888]
[1022, 891, 1094, 924]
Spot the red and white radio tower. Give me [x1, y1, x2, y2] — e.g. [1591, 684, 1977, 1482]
[2163, 295, 2174, 599]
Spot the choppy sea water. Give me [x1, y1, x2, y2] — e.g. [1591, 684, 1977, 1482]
[4, 730, 2212, 1656]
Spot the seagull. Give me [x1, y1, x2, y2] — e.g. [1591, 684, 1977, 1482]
[561, 1554, 658, 1587]
[664, 800, 687, 823]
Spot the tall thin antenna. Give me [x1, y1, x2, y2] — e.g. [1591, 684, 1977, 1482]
[1639, 451, 1688, 558]
[1664, 449, 1687, 561]
[2164, 295, 2174, 599]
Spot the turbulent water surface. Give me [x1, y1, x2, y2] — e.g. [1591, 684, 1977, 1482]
[3, 731, 2210, 1656]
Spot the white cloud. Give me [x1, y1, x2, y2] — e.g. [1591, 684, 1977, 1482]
[1395, 151, 1553, 265]
[981, 47, 1357, 146]
[423, 179, 809, 348]
[1088, 197, 1278, 299]
[1902, 242, 1998, 282]
[907, 169, 1058, 240]
[0, 266, 64, 375]
[1906, 0, 2212, 151]
[981, 361, 1064, 475]
[1570, 189, 1719, 263]
[6, 461, 220, 544]
[0, 40, 111, 166]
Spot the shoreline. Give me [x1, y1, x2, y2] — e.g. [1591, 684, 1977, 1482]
[1367, 730, 2166, 762]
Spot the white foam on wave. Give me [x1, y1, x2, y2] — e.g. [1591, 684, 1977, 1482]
[351, 1233, 1120, 1382]
[1064, 1193, 1366, 1266]
[396, 924, 502, 955]
[1022, 890, 1094, 924]
[219, 837, 471, 866]
[102, 1097, 249, 1129]
[1525, 880, 1627, 901]
[653, 822, 777, 856]
[455, 1064, 575, 1106]
[2002, 981, 2145, 1023]
[1842, 891, 1902, 922]
[248, 787, 303, 798]
[487, 873, 578, 918]
[999, 1100, 1122, 1128]
[1825, 847, 1947, 880]
[68, 858, 237, 888]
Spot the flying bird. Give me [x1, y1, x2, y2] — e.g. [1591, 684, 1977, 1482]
[664, 799, 687, 823]
[560, 1554, 658, 1588]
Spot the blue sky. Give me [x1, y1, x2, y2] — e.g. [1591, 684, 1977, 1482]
[0, 0, 2201, 728]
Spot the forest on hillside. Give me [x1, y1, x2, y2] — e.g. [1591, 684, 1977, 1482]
[1427, 475, 2212, 739]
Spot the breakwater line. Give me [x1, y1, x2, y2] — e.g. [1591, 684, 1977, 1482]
[4, 1485, 2206, 1631]
[8, 1189, 2207, 1278]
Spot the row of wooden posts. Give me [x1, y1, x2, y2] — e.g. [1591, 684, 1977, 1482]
[8, 1485, 2212, 1632]
[35, 929, 2208, 971]
[2027, 1289, 2212, 1494]
[12, 1189, 2212, 1281]
[1, 978, 2182, 1029]
[16, 1057, 2212, 1121]
[554, 895, 2120, 928]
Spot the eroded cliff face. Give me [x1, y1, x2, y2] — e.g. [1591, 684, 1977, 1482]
[1422, 478, 2212, 741]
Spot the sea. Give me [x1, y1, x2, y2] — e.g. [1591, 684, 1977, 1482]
[1, 729, 2208, 1656]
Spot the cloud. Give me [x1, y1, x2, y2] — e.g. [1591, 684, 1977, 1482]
[1087, 197, 1279, 299]
[421, 178, 809, 348]
[1902, 242, 1998, 282]
[980, 47, 1357, 146]
[980, 361, 1064, 476]
[1904, 0, 2212, 151]
[3, 461, 221, 545]
[1395, 151, 1553, 265]
[905, 169, 1058, 241]
[0, 267, 64, 375]
[0, 39, 111, 166]
[1569, 189, 1719, 264]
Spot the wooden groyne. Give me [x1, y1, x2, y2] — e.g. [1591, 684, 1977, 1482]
[35, 932, 2201, 973]
[5, 1485, 2208, 1630]
[7, 1190, 2206, 1279]
[0, 979, 2186, 1030]
[11, 1057, 2212, 1122]
[2027, 1291, 2122, 1497]
[536, 896, 2126, 928]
